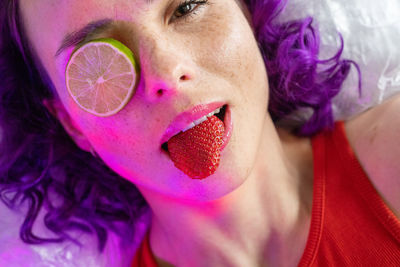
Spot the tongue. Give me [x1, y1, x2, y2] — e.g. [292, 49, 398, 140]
[167, 115, 225, 179]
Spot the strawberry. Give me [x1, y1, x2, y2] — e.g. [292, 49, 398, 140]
[167, 116, 225, 179]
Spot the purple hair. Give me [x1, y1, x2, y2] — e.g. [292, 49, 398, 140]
[0, 0, 360, 252]
[245, 0, 361, 135]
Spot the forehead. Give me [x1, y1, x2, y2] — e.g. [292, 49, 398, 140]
[19, 0, 143, 31]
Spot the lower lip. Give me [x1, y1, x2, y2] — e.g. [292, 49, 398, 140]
[221, 105, 232, 151]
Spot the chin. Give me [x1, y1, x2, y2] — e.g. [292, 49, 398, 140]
[156, 159, 250, 203]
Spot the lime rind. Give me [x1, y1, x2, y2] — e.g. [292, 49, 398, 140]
[65, 38, 140, 117]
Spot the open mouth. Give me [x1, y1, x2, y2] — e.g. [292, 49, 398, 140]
[161, 104, 228, 153]
[215, 104, 227, 122]
[161, 141, 169, 152]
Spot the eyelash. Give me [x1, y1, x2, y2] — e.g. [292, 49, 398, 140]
[173, 0, 209, 21]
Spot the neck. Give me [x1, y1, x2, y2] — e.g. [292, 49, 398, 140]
[139, 119, 314, 267]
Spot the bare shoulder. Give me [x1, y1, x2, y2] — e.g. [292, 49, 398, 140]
[344, 93, 400, 217]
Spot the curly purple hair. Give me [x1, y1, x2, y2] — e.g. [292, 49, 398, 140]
[0, 0, 360, 252]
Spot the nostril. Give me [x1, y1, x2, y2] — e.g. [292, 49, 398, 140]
[156, 89, 163, 96]
[180, 75, 189, 81]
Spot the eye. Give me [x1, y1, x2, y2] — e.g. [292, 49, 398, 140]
[173, 0, 209, 20]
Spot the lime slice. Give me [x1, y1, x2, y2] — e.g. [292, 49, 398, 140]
[65, 38, 139, 117]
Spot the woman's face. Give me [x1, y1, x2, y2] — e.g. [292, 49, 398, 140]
[20, 0, 269, 201]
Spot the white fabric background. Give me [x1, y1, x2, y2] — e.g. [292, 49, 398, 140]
[1, 0, 399, 266]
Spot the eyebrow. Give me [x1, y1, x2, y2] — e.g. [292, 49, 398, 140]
[54, 18, 114, 57]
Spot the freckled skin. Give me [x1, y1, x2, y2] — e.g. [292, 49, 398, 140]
[19, 0, 269, 201]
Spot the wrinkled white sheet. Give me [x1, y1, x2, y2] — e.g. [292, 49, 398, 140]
[1, 0, 399, 266]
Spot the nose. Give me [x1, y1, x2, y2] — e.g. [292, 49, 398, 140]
[137, 33, 194, 102]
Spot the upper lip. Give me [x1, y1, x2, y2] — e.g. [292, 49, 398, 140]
[160, 101, 225, 145]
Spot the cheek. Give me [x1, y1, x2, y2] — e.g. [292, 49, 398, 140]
[77, 113, 144, 156]
[80, 118, 151, 178]
[71, 101, 166, 178]
[194, 6, 267, 102]
[195, 16, 244, 78]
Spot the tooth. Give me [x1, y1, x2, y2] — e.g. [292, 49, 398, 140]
[182, 122, 196, 132]
[194, 116, 207, 126]
[207, 108, 221, 117]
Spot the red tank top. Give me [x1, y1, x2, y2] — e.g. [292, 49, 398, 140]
[132, 121, 400, 267]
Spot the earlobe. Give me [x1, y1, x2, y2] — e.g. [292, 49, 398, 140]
[42, 98, 92, 152]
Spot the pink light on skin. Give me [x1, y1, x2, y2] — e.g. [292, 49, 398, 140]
[141, 183, 237, 219]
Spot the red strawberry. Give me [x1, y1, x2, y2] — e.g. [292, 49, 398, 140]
[167, 115, 225, 179]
